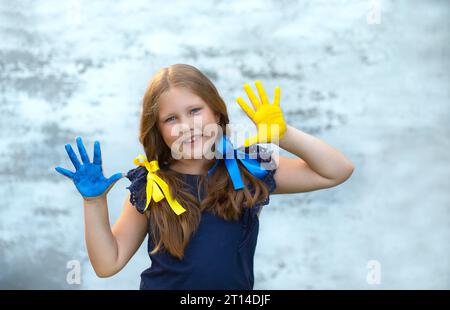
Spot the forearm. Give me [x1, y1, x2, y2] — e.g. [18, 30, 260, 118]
[278, 125, 354, 181]
[83, 196, 119, 277]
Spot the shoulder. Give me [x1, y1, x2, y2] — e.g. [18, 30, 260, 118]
[126, 165, 148, 182]
[239, 144, 276, 167]
[125, 166, 148, 214]
[238, 144, 277, 194]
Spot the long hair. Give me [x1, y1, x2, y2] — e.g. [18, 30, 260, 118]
[139, 64, 269, 259]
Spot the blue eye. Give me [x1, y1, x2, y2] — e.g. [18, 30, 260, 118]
[191, 108, 202, 114]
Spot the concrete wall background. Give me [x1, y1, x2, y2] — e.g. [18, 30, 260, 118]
[0, 0, 448, 289]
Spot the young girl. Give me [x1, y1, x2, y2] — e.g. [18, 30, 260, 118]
[55, 64, 354, 290]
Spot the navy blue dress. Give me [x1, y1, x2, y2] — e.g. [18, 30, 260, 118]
[126, 145, 277, 290]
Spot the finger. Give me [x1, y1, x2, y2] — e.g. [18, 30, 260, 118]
[101, 173, 124, 196]
[236, 97, 256, 120]
[244, 135, 259, 147]
[76, 136, 90, 164]
[255, 80, 270, 105]
[107, 172, 124, 185]
[273, 86, 281, 106]
[243, 83, 261, 110]
[55, 166, 75, 179]
[65, 143, 81, 170]
[93, 140, 102, 165]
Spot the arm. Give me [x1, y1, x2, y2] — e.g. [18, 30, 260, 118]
[272, 125, 354, 194]
[55, 136, 148, 278]
[234, 81, 354, 195]
[83, 192, 148, 277]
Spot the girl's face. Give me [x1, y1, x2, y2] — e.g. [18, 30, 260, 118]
[157, 87, 220, 159]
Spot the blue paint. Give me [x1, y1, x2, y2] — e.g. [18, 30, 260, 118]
[55, 136, 123, 198]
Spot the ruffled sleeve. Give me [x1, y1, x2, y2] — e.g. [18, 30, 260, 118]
[125, 166, 148, 214]
[240, 144, 278, 208]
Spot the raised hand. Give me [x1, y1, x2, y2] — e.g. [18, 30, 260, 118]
[55, 137, 124, 200]
[236, 80, 287, 147]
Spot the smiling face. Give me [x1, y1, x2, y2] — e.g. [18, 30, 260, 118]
[157, 87, 220, 159]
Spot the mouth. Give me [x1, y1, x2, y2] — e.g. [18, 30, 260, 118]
[182, 134, 202, 144]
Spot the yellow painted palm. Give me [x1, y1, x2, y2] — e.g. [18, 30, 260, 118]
[236, 80, 287, 147]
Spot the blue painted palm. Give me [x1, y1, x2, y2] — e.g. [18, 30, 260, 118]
[55, 137, 124, 198]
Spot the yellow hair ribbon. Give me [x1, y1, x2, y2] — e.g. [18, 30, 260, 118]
[133, 155, 186, 215]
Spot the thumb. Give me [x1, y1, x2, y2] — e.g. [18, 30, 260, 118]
[107, 172, 125, 185]
[103, 172, 125, 196]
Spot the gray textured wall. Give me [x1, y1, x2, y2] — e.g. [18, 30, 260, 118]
[0, 0, 449, 289]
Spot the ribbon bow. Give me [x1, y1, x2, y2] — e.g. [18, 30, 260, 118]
[133, 155, 186, 215]
[207, 135, 270, 189]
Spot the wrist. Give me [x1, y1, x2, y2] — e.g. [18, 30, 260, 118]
[83, 195, 107, 206]
[278, 124, 292, 148]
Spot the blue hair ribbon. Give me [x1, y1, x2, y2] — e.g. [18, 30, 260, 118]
[207, 135, 270, 189]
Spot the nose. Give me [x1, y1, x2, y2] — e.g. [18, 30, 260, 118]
[173, 113, 203, 140]
[175, 122, 198, 141]
[185, 114, 203, 136]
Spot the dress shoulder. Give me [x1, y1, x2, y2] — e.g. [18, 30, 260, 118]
[125, 166, 148, 214]
[239, 144, 277, 195]
[238, 144, 278, 213]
